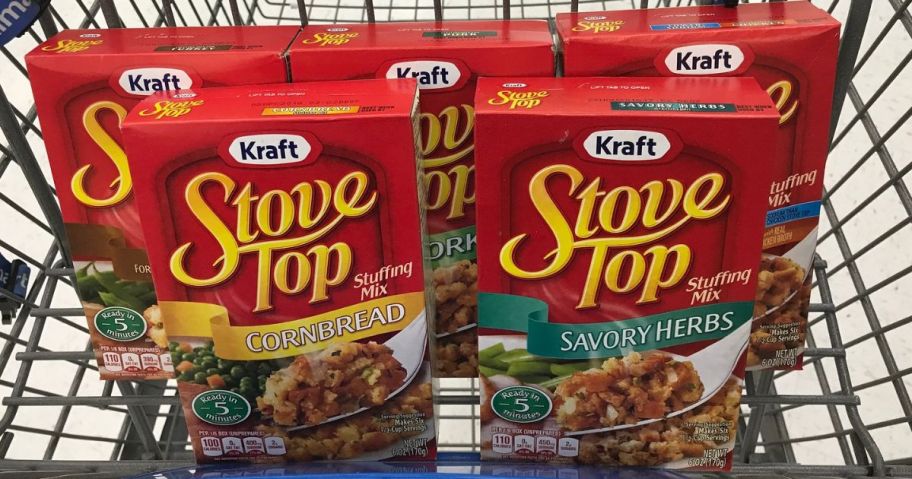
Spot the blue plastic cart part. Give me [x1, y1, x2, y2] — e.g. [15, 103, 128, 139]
[130, 453, 690, 479]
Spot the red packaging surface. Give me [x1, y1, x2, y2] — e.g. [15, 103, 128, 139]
[474, 77, 779, 470]
[26, 26, 295, 380]
[557, 2, 841, 370]
[122, 80, 436, 464]
[288, 20, 554, 377]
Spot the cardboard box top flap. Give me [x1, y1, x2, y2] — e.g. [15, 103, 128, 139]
[475, 76, 778, 117]
[123, 79, 419, 125]
[556, 1, 839, 39]
[27, 26, 299, 58]
[293, 20, 552, 51]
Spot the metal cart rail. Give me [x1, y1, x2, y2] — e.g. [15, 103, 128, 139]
[0, 0, 910, 477]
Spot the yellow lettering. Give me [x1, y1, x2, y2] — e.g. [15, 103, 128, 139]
[500, 165, 730, 307]
[170, 170, 376, 312]
[766, 80, 799, 125]
[41, 39, 103, 53]
[487, 90, 550, 110]
[72, 101, 131, 208]
[571, 20, 624, 33]
[302, 32, 359, 46]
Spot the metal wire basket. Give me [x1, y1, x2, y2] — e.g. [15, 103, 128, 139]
[0, 0, 910, 477]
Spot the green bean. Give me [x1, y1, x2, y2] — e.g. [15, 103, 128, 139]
[506, 361, 552, 377]
[479, 356, 509, 370]
[479, 365, 505, 377]
[538, 375, 571, 390]
[514, 374, 551, 384]
[495, 349, 537, 364]
[479, 343, 505, 361]
[550, 362, 595, 377]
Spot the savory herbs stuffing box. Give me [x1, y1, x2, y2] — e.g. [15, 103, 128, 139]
[121, 80, 436, 463]
[474, 76, 779, 470]
[25, 26, 295, 380]
[287, 20, 554, 378]
[557, 1, 841, 370]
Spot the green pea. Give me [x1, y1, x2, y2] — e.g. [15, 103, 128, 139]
[230, 365, 246, 380]
[245, 362, 259, 373]
[239, 385, 255, 398]
[193, 372, 208, 384]
[257, 374, 268, 384]
[221, 374, 235, 388]
[200, 358, 218, 369]
[180, 353, 195, 362]
[178, 372, 193, 382]
[206, 368, 220, 376]
[169, 342, 180, 351]
[230, 387, 240, 394]
[258, 363, 273, 376]
[193, 346, 207, 354]
[192, 357, 204, 366]
[239, 377, 254, 388]
[218, 359, 236, 370]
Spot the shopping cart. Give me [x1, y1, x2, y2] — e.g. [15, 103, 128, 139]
[0, 0, 909, 477]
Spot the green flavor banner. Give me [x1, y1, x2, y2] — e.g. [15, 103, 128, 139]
[478, 292, 751, 359]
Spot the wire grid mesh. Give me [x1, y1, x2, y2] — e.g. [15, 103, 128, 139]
[0, 0, 910, 477]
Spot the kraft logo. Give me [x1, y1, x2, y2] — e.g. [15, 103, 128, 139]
[582, 130, 671, 161]
[228, 134, 311, 165]
[386, 60, 461, 91]
[502, 82, 527, 88]
[118, 68, 193, 96]
[664, 44, 745, 75]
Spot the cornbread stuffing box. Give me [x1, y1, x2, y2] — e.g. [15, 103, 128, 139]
[288, 20, 554, 378]
[25, 26, 295, 380]
[474, 77, 779, 470]
[121, 80, 436, 463]
[557, 2, 841, 370]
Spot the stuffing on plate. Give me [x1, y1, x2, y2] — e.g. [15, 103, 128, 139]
[258, 341, 406, 427]
[261, 381, 433, 461]
[554, 352, 704, 431]
[577, 377, 740, 466]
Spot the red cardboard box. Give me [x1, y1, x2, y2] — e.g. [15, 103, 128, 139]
[288, 20, 554, 377]
[557, 2, 841, 370]
[26, 26, 295, 380]
[474, 77, 779, 470]
[122, 80, 436, 464]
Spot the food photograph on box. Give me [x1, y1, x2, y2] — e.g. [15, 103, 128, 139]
[0, 0, 910, 478]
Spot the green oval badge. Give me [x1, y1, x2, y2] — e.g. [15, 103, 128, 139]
[192, 390, 251, 426]
[491, 385, 552, 423]
[94, 306, 147, 342]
